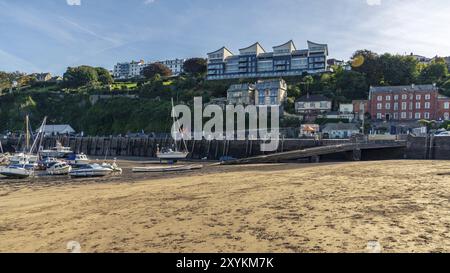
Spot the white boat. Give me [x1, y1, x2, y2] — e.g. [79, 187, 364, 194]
[156, 149, 189, 160]
[46, 162, 72, 175]
[132, 164, 203, 173]
[101, 160, 122, 174]
[0, 164, 34, 179]
[40, 141, 73, 158]
[66, 153, 90, 166]
[157, 98, 190, 161]
[69, 164, 113, 177]
[9, 153, 38, 165]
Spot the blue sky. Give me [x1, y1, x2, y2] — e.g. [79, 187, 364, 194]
[0, 0, 449, 75]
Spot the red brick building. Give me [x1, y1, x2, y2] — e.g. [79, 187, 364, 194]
[352, 100, 369, 121]
[368, 84, 450, 121]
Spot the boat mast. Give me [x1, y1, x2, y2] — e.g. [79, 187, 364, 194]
[30, 117, 47, 155]
[25, 115, 30, 153]
[171, 98, 188, 152]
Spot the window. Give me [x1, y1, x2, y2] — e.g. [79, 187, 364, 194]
[401, 112, 407, 119]
[416, 102, 421, 109]
[386, 96, 391, 101]
[394, 103, 399, 111]
[425, 102, 431, 109]
[394, 95, 399, 101]
[425, 94, 431, 100]
[416, 95, 421, 100]
[377, 113, 382, 119]
[377, 103, 382, 110]
[445, 113, 450, 120]
[394, 113, 398, 120]
[424, 112, 430, 119]
[385, 103, 391, 110]
[402, 94, 407, 100]
[415, 113, 421, 119]
[402, 102, 407, 110]
[377, 96, 382, 101]
[444, 102, 450, 109]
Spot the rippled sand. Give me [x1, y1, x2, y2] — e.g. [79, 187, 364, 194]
[1, 160, 450, 253]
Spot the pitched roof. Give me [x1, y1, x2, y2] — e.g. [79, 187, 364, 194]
[307, 41, 329, 55]
[322, 123, 359, 131]
[239, 42, 266, 55]
[39, 125, 75, 134]
[370, 84, 438, 93]
[207, 47, 234, 56]
[273, 40, 297, 53]
[296, 95, 331, 102]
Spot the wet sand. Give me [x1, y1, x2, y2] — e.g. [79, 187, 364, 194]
[1, 160, 450, 253]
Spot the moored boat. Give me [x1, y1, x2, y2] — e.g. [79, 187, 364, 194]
[69, 164, 113, 177]
[46, 161, 72, 175]
[0, 164, 34, 179]
[40, 141, 73, 158]
[66, 153, 90, 166]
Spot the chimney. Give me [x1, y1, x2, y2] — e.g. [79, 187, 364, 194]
[411, 84, 415, 89]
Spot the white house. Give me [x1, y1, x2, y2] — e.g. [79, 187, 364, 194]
[113, 60, 148, 80]
[157, 59, 186, 75]
[39, 125, 75, 136]
[322, 123, 359, 139]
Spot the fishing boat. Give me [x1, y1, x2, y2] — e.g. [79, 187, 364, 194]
[46, 161, 72, 175]
[156, 98, 189, 161]
[40, 141, 73, 158]
[69, 164, 113, 178]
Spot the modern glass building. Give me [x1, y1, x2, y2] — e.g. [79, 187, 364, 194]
[207, 41, 328, 80]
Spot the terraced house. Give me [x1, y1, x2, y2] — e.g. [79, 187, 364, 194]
[207, 40, 329, 80]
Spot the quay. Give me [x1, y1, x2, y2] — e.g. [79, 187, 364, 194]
[1, 134, 449, 162]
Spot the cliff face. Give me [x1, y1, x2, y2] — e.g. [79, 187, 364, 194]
[0, 92, 173, 135]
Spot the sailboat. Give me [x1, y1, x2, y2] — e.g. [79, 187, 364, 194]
[0, 116, 37, 178]
[156, 98, 189, 161]
[0, 116, 47, 179]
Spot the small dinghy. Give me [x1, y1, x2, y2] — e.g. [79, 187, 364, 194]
[132, 164, 203, 173]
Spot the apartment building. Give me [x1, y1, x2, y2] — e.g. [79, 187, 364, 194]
[207, 40, 328, 80]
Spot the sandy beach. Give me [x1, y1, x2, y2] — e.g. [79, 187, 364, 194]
[1, 160, 450, 253]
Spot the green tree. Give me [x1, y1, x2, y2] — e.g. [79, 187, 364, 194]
[95, 67, 114, 85]
[142, 63, 172, 79]
[378, 54, 419, 86]
[351, 50, 383, 86]
[418, 59, 448, 84]
[63, 66, 99, 88]
[335, 70, 369, 101]
[183, 58, 207, 74]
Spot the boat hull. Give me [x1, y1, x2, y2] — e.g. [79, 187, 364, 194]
[0, 167, 33, 179]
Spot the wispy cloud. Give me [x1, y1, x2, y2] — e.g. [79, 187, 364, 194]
[143, 0, 156, 5]
[0, 48, 41, 72]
